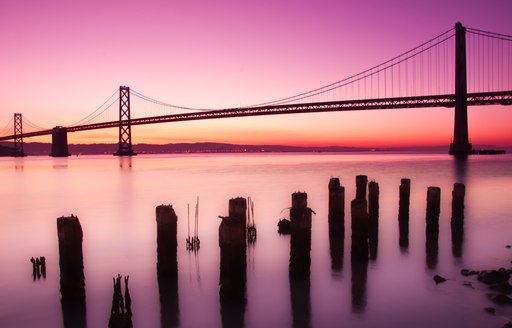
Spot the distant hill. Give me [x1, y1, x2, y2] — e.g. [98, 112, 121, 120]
[0, 141, 510, 156]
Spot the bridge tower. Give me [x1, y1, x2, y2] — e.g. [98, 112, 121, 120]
[114, 86, 136, 156]
[13, 113, 26, 157]
[449, 22, 473, 156]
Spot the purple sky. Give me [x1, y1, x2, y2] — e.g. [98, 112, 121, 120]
[1, 0, 512, 146]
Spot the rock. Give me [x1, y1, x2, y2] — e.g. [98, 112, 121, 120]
[506, 245, 511, 249]
[484, 307, 496, 314]
[478, 268, 510, 285]
[491, 294, 512, 305]
[490, 281, 512, 295]
[461, 269, 479, 277]
[277, 219, 291, 235]
[433, 275, 447, 284]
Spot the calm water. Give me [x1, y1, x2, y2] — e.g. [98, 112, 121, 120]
[1, 152, 511, 328]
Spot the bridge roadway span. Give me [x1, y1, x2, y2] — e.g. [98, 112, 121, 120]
[2, 91, 511, 141]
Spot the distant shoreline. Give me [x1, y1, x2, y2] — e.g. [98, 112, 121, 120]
[0, 141, 509, 156]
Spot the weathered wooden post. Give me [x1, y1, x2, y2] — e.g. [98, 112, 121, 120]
[350, 199, 369, 313]
[426, 187, 441, 269]
[155, 205, 180, 327]
[368, 181, 379, 261]
[355, 175, 368, 200]
[451, 183, 465, 258]
[219, 198, 247, 328]
[57, 215, 86, 328]
[328, 178, 345, 272]
[328, 178, 345, 228]
[398, 178, 411, 250]
[156, 205, 178, 278]
[289, 192, 312, 328]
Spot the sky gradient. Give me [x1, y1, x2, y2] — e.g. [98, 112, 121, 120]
[1, 0, 512, 147]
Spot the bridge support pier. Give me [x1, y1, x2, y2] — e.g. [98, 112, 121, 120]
[114, 86, 136, 156]
[13, 113, 26, 157]
[50, 127, 70, 157]
[449, 22, 473, 157]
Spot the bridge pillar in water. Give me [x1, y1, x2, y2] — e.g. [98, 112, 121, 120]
[114, 86, 136, 156]
[50, 127, 70, 157]
[13, 113, 26, 157]
[449, 22, 473, 156]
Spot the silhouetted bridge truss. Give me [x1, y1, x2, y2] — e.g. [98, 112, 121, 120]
[1, 23, 511, 156]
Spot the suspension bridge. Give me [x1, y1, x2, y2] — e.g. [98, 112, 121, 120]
[1, 22, 511, 157]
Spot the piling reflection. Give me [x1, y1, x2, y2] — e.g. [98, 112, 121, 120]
[328, 178, 345, 273]
[156, 205, 180, 327]
[425, 187, 440, 270]
[219, 198, 247, 328]
[289, 192, 312, 328]
[451, 183, 466, 259]
[57, 215, 86, 328]
[453, 157, 468, 184]
[368, 181, 379, 261]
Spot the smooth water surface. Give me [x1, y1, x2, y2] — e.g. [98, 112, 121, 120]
[0, 152, 511, 327]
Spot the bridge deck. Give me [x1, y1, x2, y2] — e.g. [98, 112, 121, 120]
[1, 91, 511, 141]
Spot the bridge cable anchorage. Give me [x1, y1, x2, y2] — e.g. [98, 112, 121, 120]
[68, 89, 120, 127]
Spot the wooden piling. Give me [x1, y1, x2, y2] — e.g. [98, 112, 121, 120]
[219, 198, 247, 248]
[328, 178, 345, 228]
[426, 187, 441, 236]
[368, 181, 379, 261]
[328, 179, 345, 272]
[57, 215, 85, 301]
[398, 178, 411, 221]
[351, 199, 369, 261]
[355, 175, 368, 200]
[290, 192, 312, 232]
[156, 205, 178, 279]
[219, 198, 247, 328]
[289, 192, 312, 327]
[57, 215, 86, 328]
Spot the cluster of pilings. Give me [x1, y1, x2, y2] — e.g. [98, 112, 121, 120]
[108, 275, 132, 328]
[30, 256, 46, 280]
[50, 177, 465, 327]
